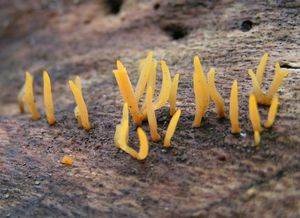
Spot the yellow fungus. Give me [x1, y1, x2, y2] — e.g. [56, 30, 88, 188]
[114, 104, 149, 160]
[61, 156, 74, 165]
[249, 56, 289, 105]
[207, 68, 225, 118]
[256, 53, 269, 86]
[264, 96, 279, 128]
[146, 87, 161, 142]
[153, 60, 172, 110]
[43, 71, 55, 125]
[140, 60, 158, 118]
[230, 80, 241, 134]
[69, 80, 91, 131]
[115, 103, 129, 149]
[254, 131, 260, 145]
[135, 51, 153, 102]
[192, 56, 209, 127]
[264, 64, 289, 104]
[248, 69, 265, 103]
[148, 60, 157, 93]
[18, 84, 25, 113]
[164, 109, 181, 147]
[24, 72, 40, 120]
[73, 76, 83, 127]
[249, 95, 262, 145]
[114, 61, 143, 125]
[170, 73, 180, 116]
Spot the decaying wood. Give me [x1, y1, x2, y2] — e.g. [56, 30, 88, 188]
[0, 0, 300, 217]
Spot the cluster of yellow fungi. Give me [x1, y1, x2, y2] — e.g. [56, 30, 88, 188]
[113, 52, 182, 160]
[18, 51, 289, 161]
[18, 71, 91, 131]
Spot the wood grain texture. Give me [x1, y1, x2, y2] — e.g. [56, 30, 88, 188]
[0, 0, 299, 217]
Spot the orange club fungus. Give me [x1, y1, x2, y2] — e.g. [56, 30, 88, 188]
[193, 56, 209, 127]
[69, 77, 91, 131]
[164, 109, 182, 147]
[43, 71, 56, 125]
[229, 80, 241, 134]
[207, 68, 225, 118]
[264, 96, 279, 128]
[249, 53, 289, 105]
[249, 94, 262, 145]
[114, 103, 149, 160]
[169, 73, 180, 116]
[146, 87, 161, 142]
[18, 72, 41, 120]
[113, 52, 173, 125]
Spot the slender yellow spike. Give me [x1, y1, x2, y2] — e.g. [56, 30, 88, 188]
[249, 95, 262, 145]
[140, 60, 158, 120]
[208, 68, 225, 118]
[254, 131, 260, 145]
[264, 64, 289, 104]
[43, 71, 55, 125]
[138, 58, 146, 75]
[75, 76, 82, 94]
[264, 96, 279, 128]
[135, 51, 153, 102]
[230, 80, 241, 134]
[148, 60, 157, 93]
[170, 73, 180, 116]
[256, 53, 269, 86]
[153, 60, 172, 110]
[114, 104, 149, 160]
[249, 95, 262, 132]
[249, 61, 289, 106]
[192, 56, 209, 127]
[146, 87, 160, 142]
[115, 103, 129, 149]
[164, 109, 181, 147]
[18, 84, 25, 113]
[136, 127, 149, 160]
[113, 62, 143, 125]
[114, 124, 122, 147]
[74, 107, 82, 127]
[69, 80, 91, 131]
[74, 76, 83, 127]
[24, 72, 40, 120]
[249, 69, 265, 103]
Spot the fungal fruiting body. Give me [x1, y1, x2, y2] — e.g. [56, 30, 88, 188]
[264, 96, 279, 128]
[135, 51, 153, 102]
[74, 76, 83, 128]
[153, 60, 172, 110]
[18, 85, 25, 113]
[24, 72, 40, 120]
[164, 109, 181, 147]
[249, 53, 289, 105]
[208, 68, 225, 118]
[170, 73, 180, 116]
[69, 79, 91, 131]
[61, 156, 74, 165]
[114, 103, 149, 160]
[249, 94, 262, 145]
[146, 87, 161, 142]
[43, 71, 56, 125]
[264, 64, 289, 104]
[193, 56, 209, 127]
[256, 53, 269, 86]
[114, 61, 143, 125]
[230, 80, 241, 134]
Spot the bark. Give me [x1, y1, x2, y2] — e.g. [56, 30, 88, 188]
[0, 0, 300, 217]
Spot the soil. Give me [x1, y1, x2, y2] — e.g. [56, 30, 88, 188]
[0, 0, 300, 217]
